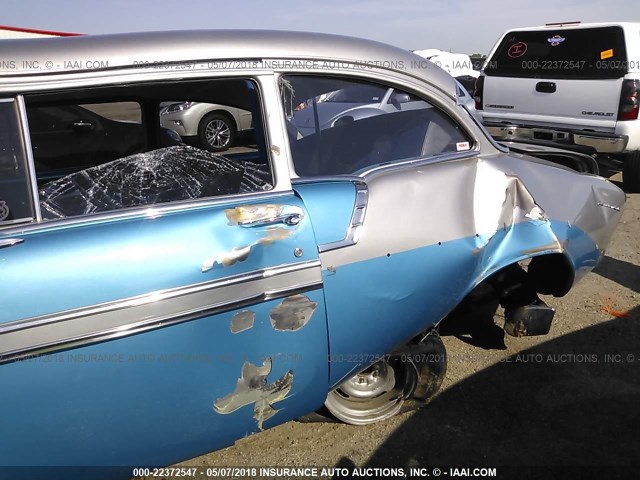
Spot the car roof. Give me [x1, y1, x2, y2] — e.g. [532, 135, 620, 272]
[0, 29, 457, 97]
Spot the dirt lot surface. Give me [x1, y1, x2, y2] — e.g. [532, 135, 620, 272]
[174, 176, 640, 477]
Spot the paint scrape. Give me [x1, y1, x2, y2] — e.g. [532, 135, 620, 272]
[201, 227, 294, 272]
[224, 204, 284, 225]
[213, 358, 293, 430]
[230, 310, 256, 333]
[270, 294, 317, 331]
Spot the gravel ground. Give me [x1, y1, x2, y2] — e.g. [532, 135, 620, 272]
[169, 175, 640, 478]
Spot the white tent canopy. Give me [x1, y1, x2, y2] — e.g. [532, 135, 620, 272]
[413, 49, 478, 78]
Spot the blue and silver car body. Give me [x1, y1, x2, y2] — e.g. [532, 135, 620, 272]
[0, 30, 624, 474]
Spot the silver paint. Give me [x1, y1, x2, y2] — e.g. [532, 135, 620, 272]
[269, 294, 317, 331]
[320, 154, 622, 271]
[213, 357, 294, 430]
[0, 31, 456, 97]
[230, 310, 256, 334]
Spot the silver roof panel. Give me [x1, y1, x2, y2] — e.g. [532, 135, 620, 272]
[0, 30, 455, 95]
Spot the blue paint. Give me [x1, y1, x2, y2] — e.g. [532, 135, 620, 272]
[324, 219, 598, 387]
[0, 195, 319, 323]
[294, 181, 356, 246]
[0, 291, 328, 468]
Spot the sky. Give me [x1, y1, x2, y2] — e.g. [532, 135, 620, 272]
[2, 0, 640, 54]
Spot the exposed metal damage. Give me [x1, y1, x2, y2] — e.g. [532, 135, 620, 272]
[473, 161, 549, 243]
[269, 294, 317, 331]
[224, 204, 285, 226]
[213, 358, 293, 430]
[201, 227, 295, 271]
[230, 310, 256, 333]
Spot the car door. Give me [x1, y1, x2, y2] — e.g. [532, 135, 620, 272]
[281, 73, 477, 387]
[0, 93, 328, 467]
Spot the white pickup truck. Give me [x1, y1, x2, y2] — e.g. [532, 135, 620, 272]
[475, 22, 640, 191]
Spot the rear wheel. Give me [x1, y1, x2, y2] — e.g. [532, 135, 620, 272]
[324, 334, 447, 425]
[623, 151, 640, 193]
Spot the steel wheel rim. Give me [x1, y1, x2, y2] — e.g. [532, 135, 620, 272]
[205, 119, 231, 148]
[325, 358, 414, 425]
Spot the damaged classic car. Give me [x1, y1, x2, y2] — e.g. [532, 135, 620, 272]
[0, 30, 624, 475]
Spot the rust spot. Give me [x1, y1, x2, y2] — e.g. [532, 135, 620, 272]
[230, 310, 255, 333]
[270, 294, 317, 331]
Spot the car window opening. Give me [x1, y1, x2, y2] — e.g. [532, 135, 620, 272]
[280, 75, 471, 176]
[22, 78, 273, 220]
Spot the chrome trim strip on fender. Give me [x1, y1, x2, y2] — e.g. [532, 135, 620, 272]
[0, 259, 322, 363]
[318, 181, 368, 253]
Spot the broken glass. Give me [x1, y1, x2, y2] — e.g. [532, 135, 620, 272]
[39, 145, 272, 219]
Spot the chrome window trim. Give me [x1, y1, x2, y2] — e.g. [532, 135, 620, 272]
[0, 259, 322, 363]
[0, 190, 292, 236]
[291, 175, 363, 185]
[359, 149, 479, 178]
[16, 94, 42, 222]
[275, 72, 480, 180]
[0, 74, 286, 235]
[0, 67, 275, 95]
[0, 217, 33, 227]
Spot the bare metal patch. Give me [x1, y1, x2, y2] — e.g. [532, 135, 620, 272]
[213, 358, 293, 430]
[224, 204, 283, 225]
[270, 294, 317, 331]
[230, 310, 255, 333]
[474, 163, 549, 237]
[201, 227, 294, 272]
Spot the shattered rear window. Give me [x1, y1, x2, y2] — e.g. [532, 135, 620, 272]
[39, 145, 272, 219]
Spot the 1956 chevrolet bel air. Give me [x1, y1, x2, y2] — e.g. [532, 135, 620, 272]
[0, 30, 624, 476]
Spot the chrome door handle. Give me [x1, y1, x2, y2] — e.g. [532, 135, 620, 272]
[238, 213, 302, 227]
[0, 238, 24, 249]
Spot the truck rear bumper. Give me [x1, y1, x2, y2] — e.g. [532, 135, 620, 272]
[484, 124, 629, 153]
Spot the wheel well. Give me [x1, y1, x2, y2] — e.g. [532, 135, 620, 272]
[201, 110, 237, 131]
[454, 254, 575, 313]
[527, 253, 575, 297]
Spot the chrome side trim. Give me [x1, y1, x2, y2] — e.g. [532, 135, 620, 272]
[0, 238, 24, 249]
[16, 94, 42, 222]
[318, 181, 368, 253]
[0, 259, 322, 363]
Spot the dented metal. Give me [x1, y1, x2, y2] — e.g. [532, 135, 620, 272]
[269, 294, 317, 331]
[213, 358, 294, 430]
[201, 227, 295, 271]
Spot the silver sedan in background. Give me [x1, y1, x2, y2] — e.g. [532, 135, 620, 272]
[160, 102, 252, 152]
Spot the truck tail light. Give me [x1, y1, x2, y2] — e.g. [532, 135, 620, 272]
[474, 76, 484, 110]
[618, 79, 639, 121]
